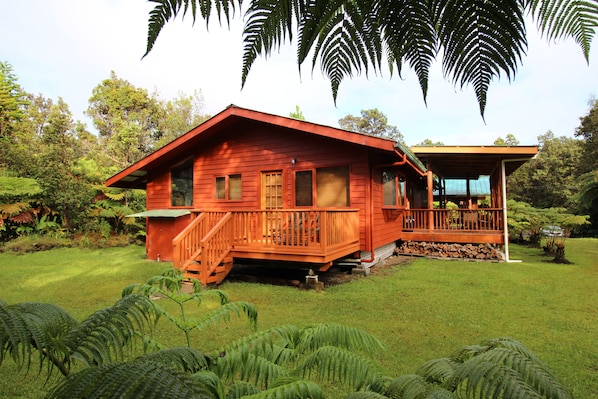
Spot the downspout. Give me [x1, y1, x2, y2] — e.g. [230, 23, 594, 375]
[501, 158, 532, 263]
[362, 151, 409, 263]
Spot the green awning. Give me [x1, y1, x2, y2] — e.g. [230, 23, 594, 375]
[126, 209, 191, 218]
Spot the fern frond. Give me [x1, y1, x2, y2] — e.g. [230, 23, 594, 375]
[528, 0, 598, 61]
[297, 345, 383, 391]
[146, 0, 241, 57]
[141, 347, 211, 372]
[416, 357, 459, 384]
[215, 348, 290, 388]
[296, 323, 386, 355]
[242, 0, 298, 88]
[435, 0, 527, 116]
[380, 0, 438, 104]
[345, 392, 390, 399]
[48, 359, 214, 399]
[65, 294, 157, 366]
[0, 301, 78, 376]
[240, 378, 325, 399]
[192, 370, 228, 398]
[195, 301, 258, 332]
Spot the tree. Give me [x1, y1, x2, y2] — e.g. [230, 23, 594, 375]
[339, 108, 404, 143]
[416, 139, 445, 146]
[574, 98, 598, 229]
[508, 131, 583, 210]
[0, 61, 28, 138]
[143, 1, 598, 117]
[86, 71, 163, 169]
[154, 90, 210, 149]
[289, 105, 305, 120]
[493, 133, 520, 146]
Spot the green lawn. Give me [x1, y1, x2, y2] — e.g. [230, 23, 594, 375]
[1, 240, 597, 398]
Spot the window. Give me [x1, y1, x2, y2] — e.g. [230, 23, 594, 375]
[171, 159, 193, 206]
[216, 174, 242, 200]
[295, 166, 350, 207]
[382, 170, 405, 208]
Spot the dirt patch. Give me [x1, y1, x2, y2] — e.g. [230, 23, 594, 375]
[226, 255, 413, 287]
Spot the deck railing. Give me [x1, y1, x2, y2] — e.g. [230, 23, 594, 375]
[173, 209, 360, 274]
[228, 209, 360, 249]
[403, 208, 503, 231]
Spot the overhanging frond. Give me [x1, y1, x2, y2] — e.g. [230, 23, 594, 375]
[379, 0, 438, 103]
[145, 0, 242, 57]
[527, 0, 598, 61]
[242, 0, 298, 88]
[434, 0, 527, 117]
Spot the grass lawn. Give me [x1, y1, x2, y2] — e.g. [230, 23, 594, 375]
[1, 239, 597, 398]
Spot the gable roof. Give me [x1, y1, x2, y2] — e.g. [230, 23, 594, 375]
[106, 105, 426, 189]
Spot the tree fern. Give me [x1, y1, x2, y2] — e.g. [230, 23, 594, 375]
[144, 0, 598, 117]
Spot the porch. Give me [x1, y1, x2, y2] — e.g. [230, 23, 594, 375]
[172, 209, 361, 284]
[401, 208, 504, 244]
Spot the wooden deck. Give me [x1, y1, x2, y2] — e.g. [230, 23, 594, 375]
[172, 209, 360, 284]
[401, 208, 504, 244]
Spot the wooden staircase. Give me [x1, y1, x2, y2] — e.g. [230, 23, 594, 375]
[172, 211, 235, 286]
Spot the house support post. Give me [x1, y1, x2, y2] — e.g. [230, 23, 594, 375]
[427, 170, 434, 232]
[501, 158, 532, 263]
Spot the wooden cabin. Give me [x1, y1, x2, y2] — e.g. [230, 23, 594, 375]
[106, 106, 537, 284]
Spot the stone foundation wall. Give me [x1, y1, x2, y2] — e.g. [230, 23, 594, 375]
[396, 241, 504, 261]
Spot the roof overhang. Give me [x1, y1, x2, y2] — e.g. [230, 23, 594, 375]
[411, 146, 538, 179]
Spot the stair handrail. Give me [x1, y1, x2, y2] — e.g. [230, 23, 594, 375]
[199, 212, 234, 283]
[172, 210, 228, 272]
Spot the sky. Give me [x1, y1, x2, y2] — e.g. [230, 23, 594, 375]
[2, 1, 597, 146]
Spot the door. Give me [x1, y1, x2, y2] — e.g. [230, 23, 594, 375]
[261, 171, 283, 234]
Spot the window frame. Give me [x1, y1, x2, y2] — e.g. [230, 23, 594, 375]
[170, 158, 194, 207]
[382, 169, 406, 209]
[294, 165, 350, 208]
[215, 173, 243, 201]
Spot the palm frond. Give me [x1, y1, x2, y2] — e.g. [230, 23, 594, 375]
[434, 0, 527, 116]
[0, 300, 78, 376]
[224, 380, 261, 399]
[48, 359, 215, 399]
[528, 0, 598, 61]
[65, 294, 157, 367]
[193, 370, 229, 398]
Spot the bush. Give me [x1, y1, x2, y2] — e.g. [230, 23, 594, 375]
[0, 234, 73, 254]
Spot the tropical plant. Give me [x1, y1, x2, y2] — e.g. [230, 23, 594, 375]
[348, 337, 572, 399]
[144, 0, 598, 116]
